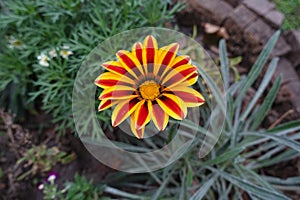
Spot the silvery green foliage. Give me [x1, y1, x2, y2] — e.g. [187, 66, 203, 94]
[0, 0, 183, 131]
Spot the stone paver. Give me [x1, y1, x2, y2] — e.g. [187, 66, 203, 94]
[243, 0, 275, 16]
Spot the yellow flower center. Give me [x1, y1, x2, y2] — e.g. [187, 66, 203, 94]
[139, 80, 160, 100]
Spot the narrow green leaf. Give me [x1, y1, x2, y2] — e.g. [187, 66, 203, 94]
[104, 186, 146, 199]
[152, 168, 174, 200]
[241, 57, 279, 122]
[204, 147, 244, 165]
[235, 31, 280, 105]
[267, 120, 300, 134]
[208, 167, 290, 200]
[243, 131, 300, 153]
[263, 176, 300, 186]
[219, 39, 229, 90]
[250, 76, 281, 130]
[249, 149, 299, 169]
[190, 174, 218, 200]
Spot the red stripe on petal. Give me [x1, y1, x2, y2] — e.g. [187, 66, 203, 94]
[147, 48, 155, 62]
[134, 43, 143, 63]
[98, 80, 132, 87]
[161, 44, 178, 66]
[135, 101, 150, 129]
[102, 62, 136, 80]
[100, 90, 135, 100]
[117, 52, 136, 69]
[164, 67, 196, 87]
[186, 72, 198, 81]
[102, 62, 127, 75]
[113, 98, 140, 127]
[130, 114, 145, 139]
[174, 91, 204, 104]
[151, 101, 168, 131]
[172, 57, 190, 69]
[159, 95, 184, 119]
[98, 100, 113, 111]
[145, 36, 155, 64]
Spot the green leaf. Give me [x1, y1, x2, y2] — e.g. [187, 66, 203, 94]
[104, 186, 147, 200]
[250, 76, 281, 130]
[219, 39, 229, 90]
[243, 131, 300, 153]
[235, 31, 280, 105]
[208, 167, 290, 200]
[204, 147, 244, 165]
[263, 176, 300, 186]
[190, 174, 218, 200]
[267, 120, 300, 134]
[240, 57, 279, 122]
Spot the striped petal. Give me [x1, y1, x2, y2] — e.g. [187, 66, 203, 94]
[102, 61, 137, 81]
[111, 98, 141, 127]
[160, 55, 191, 79]
[148, 100, 169, 131]
[117, 50, 143, 79]
[99, 86, 137, 100]
[134, 100, 151, 130]
[130, 114, 145, 139]
[186, 72, 198, 86]
[132, 42, 143, 66]
[162, 64, 197, 88]
[171, 55, 191, 68]
[155, 43, 179, 76]
[142, 35, 158, 74]
[98, 99, 119, 111]
[94, 72, 134, 88]
[156, 93, 187, 120]
[166, 86, 205, 107]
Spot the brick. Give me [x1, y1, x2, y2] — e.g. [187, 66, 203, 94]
[285, 30, 300, 68]
[245, 18, 274, 44]
[272, 36, 291, 57]
[264, 10, 285, 28]
[224, 5, 257, 45]
[288, 53, 300, 68]
[274, 58, 300, 113]
[190, 0, 234, 25]
[224, 0, 242, 7]
[228, 5, 257, 29]
[243, 0, 275, 16]
[285, 30, 300, 51]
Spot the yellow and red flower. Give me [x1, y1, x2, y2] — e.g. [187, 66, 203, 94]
[95, 35, 205, 139]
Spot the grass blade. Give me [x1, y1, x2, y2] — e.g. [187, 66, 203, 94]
[250, 76, 281, 130]
[242, 131, 300, 153]
[219, 39, 229, 90]
[190, 174, 218, 200]
[207, 167, 290, 200]
[235, 31, 280, 105]
[240, 57, 279, 122]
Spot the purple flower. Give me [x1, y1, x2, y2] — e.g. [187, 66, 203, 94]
[46, 171, 59, 183]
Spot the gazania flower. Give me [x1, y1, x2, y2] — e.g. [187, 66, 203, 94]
[95, 35, 205, 139]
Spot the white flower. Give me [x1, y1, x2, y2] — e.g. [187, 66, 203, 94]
[37, 183, 44, 190]
[7, 36, 24, 49]
[37, 53, 50, 67]
[49, 49, 57, 58]
[60, 49, 73, 59]
[61, 45, 70, 49]
[47, 174, 57, 182]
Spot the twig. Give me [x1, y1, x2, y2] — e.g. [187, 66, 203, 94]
[268, 109, 294, 129]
